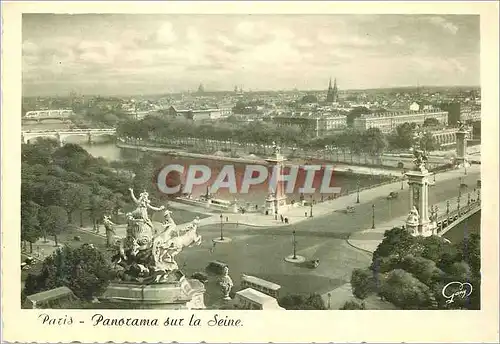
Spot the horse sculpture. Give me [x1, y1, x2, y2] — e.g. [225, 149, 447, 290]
[111, 189, 202, 283]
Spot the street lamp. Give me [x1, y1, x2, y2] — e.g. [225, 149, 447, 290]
[433, 173, 436, 183]
[327, 292, 331, 309]
[464, 164, 468, 175]
[292, 230, 297, 260]
[446, 200, 450, 223]
[356, 181, 360, 203]
[371, 204, 375, 229]
[401, 170, 405, 190]
[219, 214, 224, 240]
[477, 189, 481, 202]
[309, 198, 313, 218]
[457, 196, 461, 216]
[467, 193, 471, 206]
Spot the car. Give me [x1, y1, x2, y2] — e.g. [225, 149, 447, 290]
[309, 259, 320, 269]
[387, 191, 399, 199]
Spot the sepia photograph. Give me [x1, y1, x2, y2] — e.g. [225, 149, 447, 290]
[19, 12, 484, 312]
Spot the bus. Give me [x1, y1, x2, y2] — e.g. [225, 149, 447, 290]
[240, 274, 281, 299]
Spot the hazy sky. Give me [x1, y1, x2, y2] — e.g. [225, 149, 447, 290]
[22, 14, 480, 96]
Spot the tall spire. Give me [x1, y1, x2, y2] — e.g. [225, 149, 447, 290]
[328, 77, 332, 90]
[333, 78, 337, 90]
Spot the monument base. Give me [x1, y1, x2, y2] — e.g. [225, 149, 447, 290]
[406, 221, 436, 237]
[284, 255, 306, 263]
[98, 274, 206, 309]
[212, 237, 232, 244]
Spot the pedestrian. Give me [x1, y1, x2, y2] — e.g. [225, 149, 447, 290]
[305, 212, 308, 218]
[285, 218, 289, 224]
[280, 214, 284, 222]
[226, 216, 229, 222]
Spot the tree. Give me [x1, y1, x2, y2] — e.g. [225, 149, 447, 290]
[420, 235, 456, 262]
[340, 300, 366, 310]
[279, 293, 326, 310]
[456, 233, 480, 278]
[39, 205, 68, 247]
[399, 255, 444, 286]
[379, 269, 433, 309]
[350, 268, 377, 299]
[21, 201, 41, 253]
[23, 244, 112, 301]
[52, 143, 93, 172]
[21, 138, 58, 165]
[61, 183, 91, 223]
[372, 227, 424, 263]
[420, 131, 438, 151]
[362, 128, 387, 155]
[388, 122, 415, 150]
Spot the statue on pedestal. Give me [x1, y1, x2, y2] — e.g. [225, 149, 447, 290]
[111, 188, 202, 284]
[103, 215, 116, 247]
[457, 120, 467, 132]
[405, 206, 420, 235]
[219, 266, 234, 300]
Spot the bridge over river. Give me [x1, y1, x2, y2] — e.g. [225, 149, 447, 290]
[21, 128, 116, 146]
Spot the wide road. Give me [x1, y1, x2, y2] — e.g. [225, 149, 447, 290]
[174, 168, 480, 301]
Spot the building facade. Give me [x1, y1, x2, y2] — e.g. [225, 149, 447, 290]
[353, 110, 448, 133]
[272, 114, 347, 137]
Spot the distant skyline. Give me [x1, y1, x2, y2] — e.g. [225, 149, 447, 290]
[23, 14, 480, 96]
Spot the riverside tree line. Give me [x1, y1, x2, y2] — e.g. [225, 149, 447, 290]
[116, 115, 440, 155]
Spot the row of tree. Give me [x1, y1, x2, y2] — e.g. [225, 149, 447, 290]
[349, 227, 480, 310]
[116, 115, 438, 155]
[21, 139, 166, 253]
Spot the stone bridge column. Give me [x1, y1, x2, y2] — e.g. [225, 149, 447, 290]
[455, 129, 470, 168]
[406, 169, 435, 237]
[56, 133, 64, 147]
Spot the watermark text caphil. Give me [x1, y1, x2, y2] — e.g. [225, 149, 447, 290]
[156, 164, 341, 195]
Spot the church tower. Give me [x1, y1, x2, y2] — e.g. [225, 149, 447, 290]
[326, 77, 338, 103]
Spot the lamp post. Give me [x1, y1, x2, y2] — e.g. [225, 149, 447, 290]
[464, 164, 467, 175]
[477, 189, 481, 202]
[356, 181, 360, 204]
[446, 200, 450, 223]
[457, 196, 461, 216]
[371, 204, 375, 229]
[309, 198, 313, 218]
[292, 230, 297, 260]
[433, 173, 436, 183]
[219, 214, 224, 240]
[401, 170, 405, 190]
[327, 292, 331, 309]
[467, 193, 471, 206]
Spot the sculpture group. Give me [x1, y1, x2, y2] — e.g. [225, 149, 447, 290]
[111, 188, 202, 283]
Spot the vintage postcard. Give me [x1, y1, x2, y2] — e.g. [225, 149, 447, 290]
[2, 1, 499, 343]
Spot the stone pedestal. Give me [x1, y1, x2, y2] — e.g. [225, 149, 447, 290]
[455, 130, 470, 167]
[99, 272, 206, 309]
[406, 169, 436, 237]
